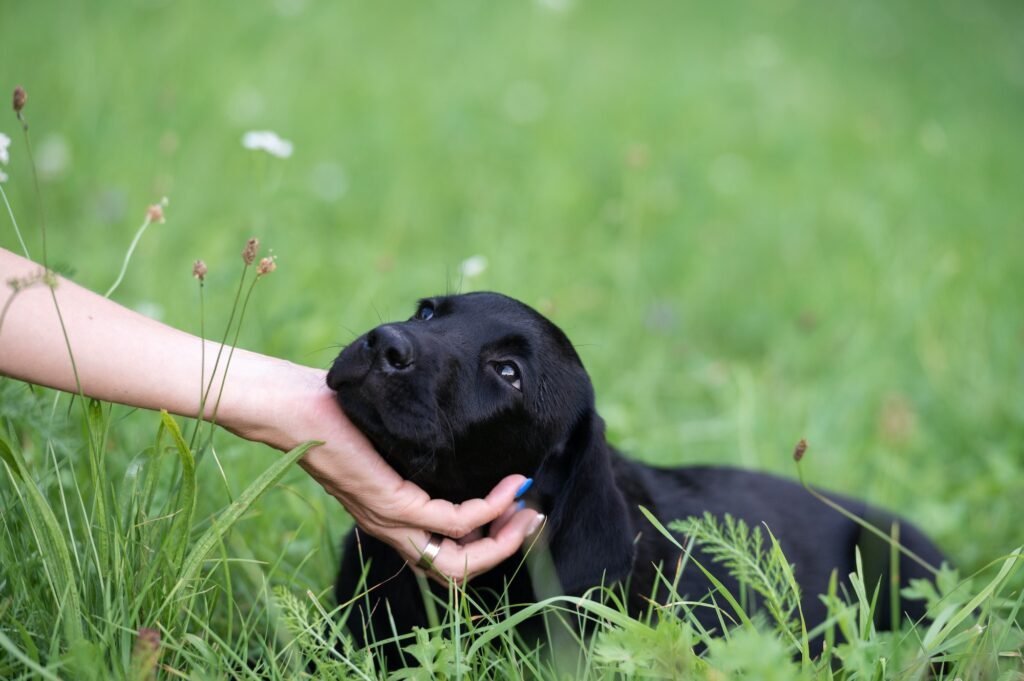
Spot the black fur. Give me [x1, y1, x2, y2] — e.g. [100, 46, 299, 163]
[327, 292, 945, 663]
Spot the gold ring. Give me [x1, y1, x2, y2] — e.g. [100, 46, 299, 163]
[415, 533, 444, 570]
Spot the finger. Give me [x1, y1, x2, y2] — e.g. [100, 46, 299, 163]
[456, 527, 485, 546]
[417, 474, 530, 538]
[430, 508, 545, 582]
[392, 529, 440, 569]
[488, 500, 524, 538]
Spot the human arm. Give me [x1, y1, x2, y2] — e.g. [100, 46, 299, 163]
[0, 247, 541, 581]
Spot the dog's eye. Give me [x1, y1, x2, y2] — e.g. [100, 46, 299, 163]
[495, 362, 522, 391]
[415, 303, 435, 321]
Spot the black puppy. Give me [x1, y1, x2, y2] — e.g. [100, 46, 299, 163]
[327, 292, 944, 661]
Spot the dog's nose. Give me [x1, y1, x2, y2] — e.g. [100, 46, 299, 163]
[366, 325, 415, 371]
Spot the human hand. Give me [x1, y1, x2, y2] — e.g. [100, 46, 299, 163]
[226, 364, 544, 583]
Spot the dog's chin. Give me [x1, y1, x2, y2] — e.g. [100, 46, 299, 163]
[331, 391, 453, 496]
[371, 439, 495, 502]
[374, 441, 440, 488]
[362, 435, 489, 503]
[332, 387, 508, 502]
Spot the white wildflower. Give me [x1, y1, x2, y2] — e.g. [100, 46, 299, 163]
[0, 132, 10, 165]
[242, 130, 293, 159]
[0, 169, 7, 183]
[459, 255, 488, 279]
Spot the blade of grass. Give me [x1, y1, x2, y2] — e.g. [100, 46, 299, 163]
[158, 411, 197, 570]
[921, 547, 1022, 653]
[763, 525, 810, 664]
[159, 439, 320, 616]
[0, 432, 83, 642]
[465, 595, 638, 660]
[84, 398, 111, 573]
[795, 458, 938, 576]
[0, 183, 31, 258]
[0, 629, 61, 681]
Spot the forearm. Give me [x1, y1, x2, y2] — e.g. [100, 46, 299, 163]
[0, 248, 317, 448]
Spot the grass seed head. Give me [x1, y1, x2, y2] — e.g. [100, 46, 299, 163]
[131, 627, 161, 681]
[6, 268, 56, 292]
[256, 255, 277, 276]
[242, 237, 259, 265]
[145, 196, 168, 223]
[793, 438, 807, 462]
[192, 259, 207, 281]
[12, 86, 26, 114]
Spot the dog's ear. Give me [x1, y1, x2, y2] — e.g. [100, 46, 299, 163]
[529, 411, 635, 596]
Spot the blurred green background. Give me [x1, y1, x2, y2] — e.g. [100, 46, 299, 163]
[2, 0, 1022, 588]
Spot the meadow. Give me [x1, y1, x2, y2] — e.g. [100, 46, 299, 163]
[1, 1, 1022, 678]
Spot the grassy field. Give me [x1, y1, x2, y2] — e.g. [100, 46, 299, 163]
[2, 1, 1023, 678]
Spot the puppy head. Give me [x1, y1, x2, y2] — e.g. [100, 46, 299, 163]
[327, 292, 594, 502]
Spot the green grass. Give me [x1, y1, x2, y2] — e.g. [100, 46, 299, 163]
[2, 0, 1023, 677]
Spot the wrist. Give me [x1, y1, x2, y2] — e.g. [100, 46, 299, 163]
[213, 353, 328, 451]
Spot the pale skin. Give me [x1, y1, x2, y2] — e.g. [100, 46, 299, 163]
[0, 247, 542, 583]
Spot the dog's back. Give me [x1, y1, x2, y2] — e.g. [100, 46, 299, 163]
[615, 458, 945, 636]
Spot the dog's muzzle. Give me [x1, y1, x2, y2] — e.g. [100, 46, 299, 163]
[366, 325, 415, 372]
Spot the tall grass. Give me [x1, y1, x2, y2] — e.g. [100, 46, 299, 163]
[1, 129, 320, 675]
[0, 227, 1020, 677]
[0, 389, 317, 679]
[2, 407, 1022, 680]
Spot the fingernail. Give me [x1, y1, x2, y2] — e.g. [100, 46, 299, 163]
[515, 478, 533, 499]
[515, 500, 526, 512]
[526, 513, 546, 536]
